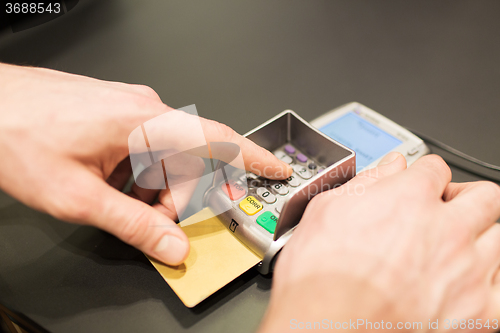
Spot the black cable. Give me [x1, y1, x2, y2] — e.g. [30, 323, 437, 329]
[405, 127, 500, 181]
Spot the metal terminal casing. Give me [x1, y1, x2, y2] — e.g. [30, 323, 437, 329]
[203, 110, 356, 275]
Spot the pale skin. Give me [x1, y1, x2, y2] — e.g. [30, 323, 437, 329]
[0, 63, 292, 265]
[259, 152, 500, 332]
[2, 63, 500, 332]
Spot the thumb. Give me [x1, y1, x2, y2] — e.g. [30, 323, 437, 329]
[377, 151, 405, 167]
[63, 170, 189, 265]
[349, 152, 407, 187]
[314, 152, 408, 199]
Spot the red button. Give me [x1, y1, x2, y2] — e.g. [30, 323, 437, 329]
[221, 180, 246, 201]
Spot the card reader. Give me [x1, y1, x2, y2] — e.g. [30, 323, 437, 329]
[203, 110, 356, 275]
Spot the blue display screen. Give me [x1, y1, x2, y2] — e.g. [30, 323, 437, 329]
[319, 112, 402, 172]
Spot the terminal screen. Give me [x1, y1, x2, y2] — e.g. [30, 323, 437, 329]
[319, 112, 402, 172]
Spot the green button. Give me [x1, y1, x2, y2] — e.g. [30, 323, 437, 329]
[256, 211, 278, 234]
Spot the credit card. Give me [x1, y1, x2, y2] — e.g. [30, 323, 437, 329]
[147, 207, 261, 307]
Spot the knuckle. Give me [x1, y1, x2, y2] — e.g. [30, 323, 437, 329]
[132, 84, 161, 100]
[307, 194, 323, 213]
[310, 190, 333, 206]
[211, 121, 236, 142]
[424, 154, 451, 178]
[478, 181, 500, 199]
[309, 192, 323, 205]
[414, 175, 435, 195]
[128, 92, 158, 109]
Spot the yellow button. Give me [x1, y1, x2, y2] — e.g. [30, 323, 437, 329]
[239, 196, 263, 215]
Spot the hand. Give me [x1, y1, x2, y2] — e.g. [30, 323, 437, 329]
[260, 153, 500, 332]
[0, 63, 292, 265]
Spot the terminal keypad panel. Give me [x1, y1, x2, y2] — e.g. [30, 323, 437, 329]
[219, 144, 325, 235]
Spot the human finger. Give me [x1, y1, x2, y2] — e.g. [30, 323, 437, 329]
[445, 181, 500, 236]
[106, 157, 133, 191]
[312, 152, 407, 201]
[356, 152, 407, 183]
[129, 111, 292, 180]
[336, 152, 407, 190]
[54, 169, 189, 265]
[200, 118, 292, 179]
[399, 154, 452, 199]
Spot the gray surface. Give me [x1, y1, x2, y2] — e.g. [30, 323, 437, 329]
[1, 1, 500, 332]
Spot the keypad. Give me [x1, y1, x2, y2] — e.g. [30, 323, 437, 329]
[222, 143, 325, 234]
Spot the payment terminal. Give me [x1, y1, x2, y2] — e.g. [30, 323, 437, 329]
[203, 110, 356, 274]
[203, 103, 428, 275]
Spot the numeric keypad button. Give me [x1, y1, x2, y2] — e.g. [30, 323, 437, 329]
[257, 187, 277, 204]
[247, 178, 262, 189]
[274, 151, 293, 164]
[269, 180, 289, 195]
[285, 174, 301, 187]
[293, 164, 313, 179]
